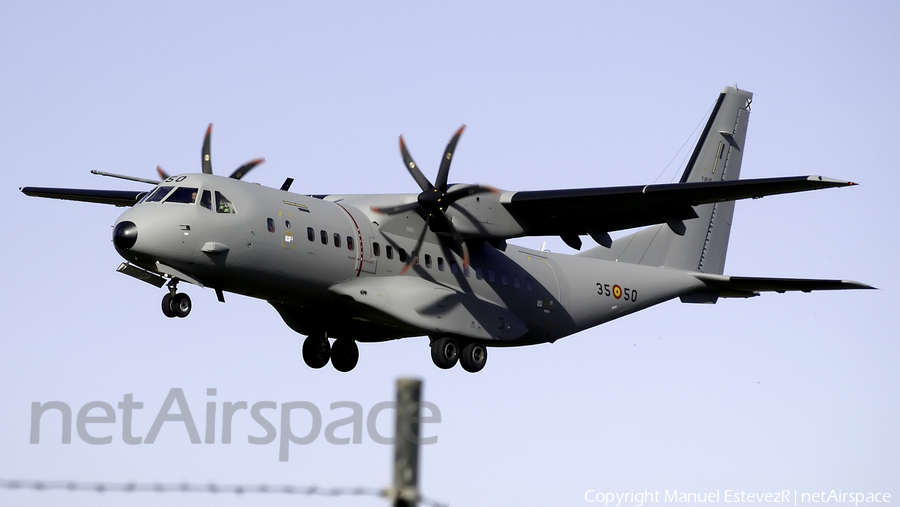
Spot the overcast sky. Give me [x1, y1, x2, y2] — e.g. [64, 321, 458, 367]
[1, 2, 897, 506]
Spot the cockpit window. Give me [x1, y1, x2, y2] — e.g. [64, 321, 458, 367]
[215, 191, 235, 214]
[200, 190, 212, 210]
[144, 186, 175, 203]
[164, 187, 199, 204]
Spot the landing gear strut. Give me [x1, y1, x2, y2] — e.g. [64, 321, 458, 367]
[161, 280, 191, 318]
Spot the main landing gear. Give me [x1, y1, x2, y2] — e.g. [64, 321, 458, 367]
[302, 334, 359, 372]
[161, 280, 192, 318]
[431, 337, 488, 373]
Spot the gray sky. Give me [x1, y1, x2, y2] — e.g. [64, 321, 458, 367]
[1, 1, 897, 506]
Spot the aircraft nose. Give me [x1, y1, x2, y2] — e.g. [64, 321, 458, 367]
[113, 221, 138, 250]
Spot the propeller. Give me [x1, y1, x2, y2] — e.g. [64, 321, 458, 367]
[372, 125, 497, 274]
[156, 124, 265, 180]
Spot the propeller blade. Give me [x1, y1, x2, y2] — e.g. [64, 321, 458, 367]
[229, 158, 265, 180]
[400, 216, 431, 275]
[400, 135, 433, 193]
[430, 212, 470, 270]
[201, 124, 213, 174]
[156, 165, 170, 180]
[370, 201, 422, 215]
[435, 125, 465, 190]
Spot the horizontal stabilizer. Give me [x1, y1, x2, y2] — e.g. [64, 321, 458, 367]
[20, 187, 146, 207]
[688, 272, 875, 299]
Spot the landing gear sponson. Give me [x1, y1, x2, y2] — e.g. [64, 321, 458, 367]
[161, 279, 192, 318]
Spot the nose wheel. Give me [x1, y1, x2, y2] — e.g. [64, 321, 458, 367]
[161, 281, 192, 318]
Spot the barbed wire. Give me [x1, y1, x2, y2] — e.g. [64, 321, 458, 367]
[0, 479, 447, 507]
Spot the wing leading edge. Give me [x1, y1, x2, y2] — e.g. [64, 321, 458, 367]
[20, 187, 146, 207]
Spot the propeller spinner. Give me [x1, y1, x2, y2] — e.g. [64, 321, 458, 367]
[373, 126, 497, 273]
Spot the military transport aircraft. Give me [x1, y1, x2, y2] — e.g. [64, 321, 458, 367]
[21, 86, 873, 373]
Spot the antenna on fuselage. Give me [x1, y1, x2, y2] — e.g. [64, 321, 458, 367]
[280, 178, 294, 191]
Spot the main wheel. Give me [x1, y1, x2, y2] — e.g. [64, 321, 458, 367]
[161, 293, 177, 318]
[460, 342, 488, 373]
[172, 293, 192, 318]
[302, 334, 330, 369]
[331, 339, 359, 372]
[431, 337, 460, 369]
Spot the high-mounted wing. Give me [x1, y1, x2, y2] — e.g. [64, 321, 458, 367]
[501, 175, 855, 240]
[20, 187, 146, 207]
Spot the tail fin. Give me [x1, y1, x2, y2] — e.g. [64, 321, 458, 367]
[585, 86, 753, 274]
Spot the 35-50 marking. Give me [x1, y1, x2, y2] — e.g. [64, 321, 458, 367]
[596, 283, 637, 303]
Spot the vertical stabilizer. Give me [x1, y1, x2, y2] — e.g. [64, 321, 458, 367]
[584, 86, 753, 274]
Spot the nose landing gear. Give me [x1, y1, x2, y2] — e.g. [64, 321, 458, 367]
[161, 280, 192, 318]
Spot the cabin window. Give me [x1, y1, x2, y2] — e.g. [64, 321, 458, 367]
[165, 187, 199, 204]
[333, 233, 341, 248]
[307, 227, 315, 241]
[525, 278, 534, 291]
[200, 190, 212, 210]
[267, 218, 275, 233]
[501, 272, 509, 286]
[373, 242, 381, 256]
[424, 254, 432, 268]
[450, 262, 458, 274]
[437, 257, 445, 271]
[347, 236, 354, 251]
[145, 186, 174, 203]
[398, 248, 407, 263]
[386, 245, 393, 259]
[513, 275, 521, 289]
[476, 267, 483, 280]
[215, 191, 235, 213]
[321, 230, 328, 245]
[488, 269, 496, 283]
[464, 266, 470, 277]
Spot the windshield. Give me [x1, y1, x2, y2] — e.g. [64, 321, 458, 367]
[164, 187, 199, 204]
[143, 186, 175, 203]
